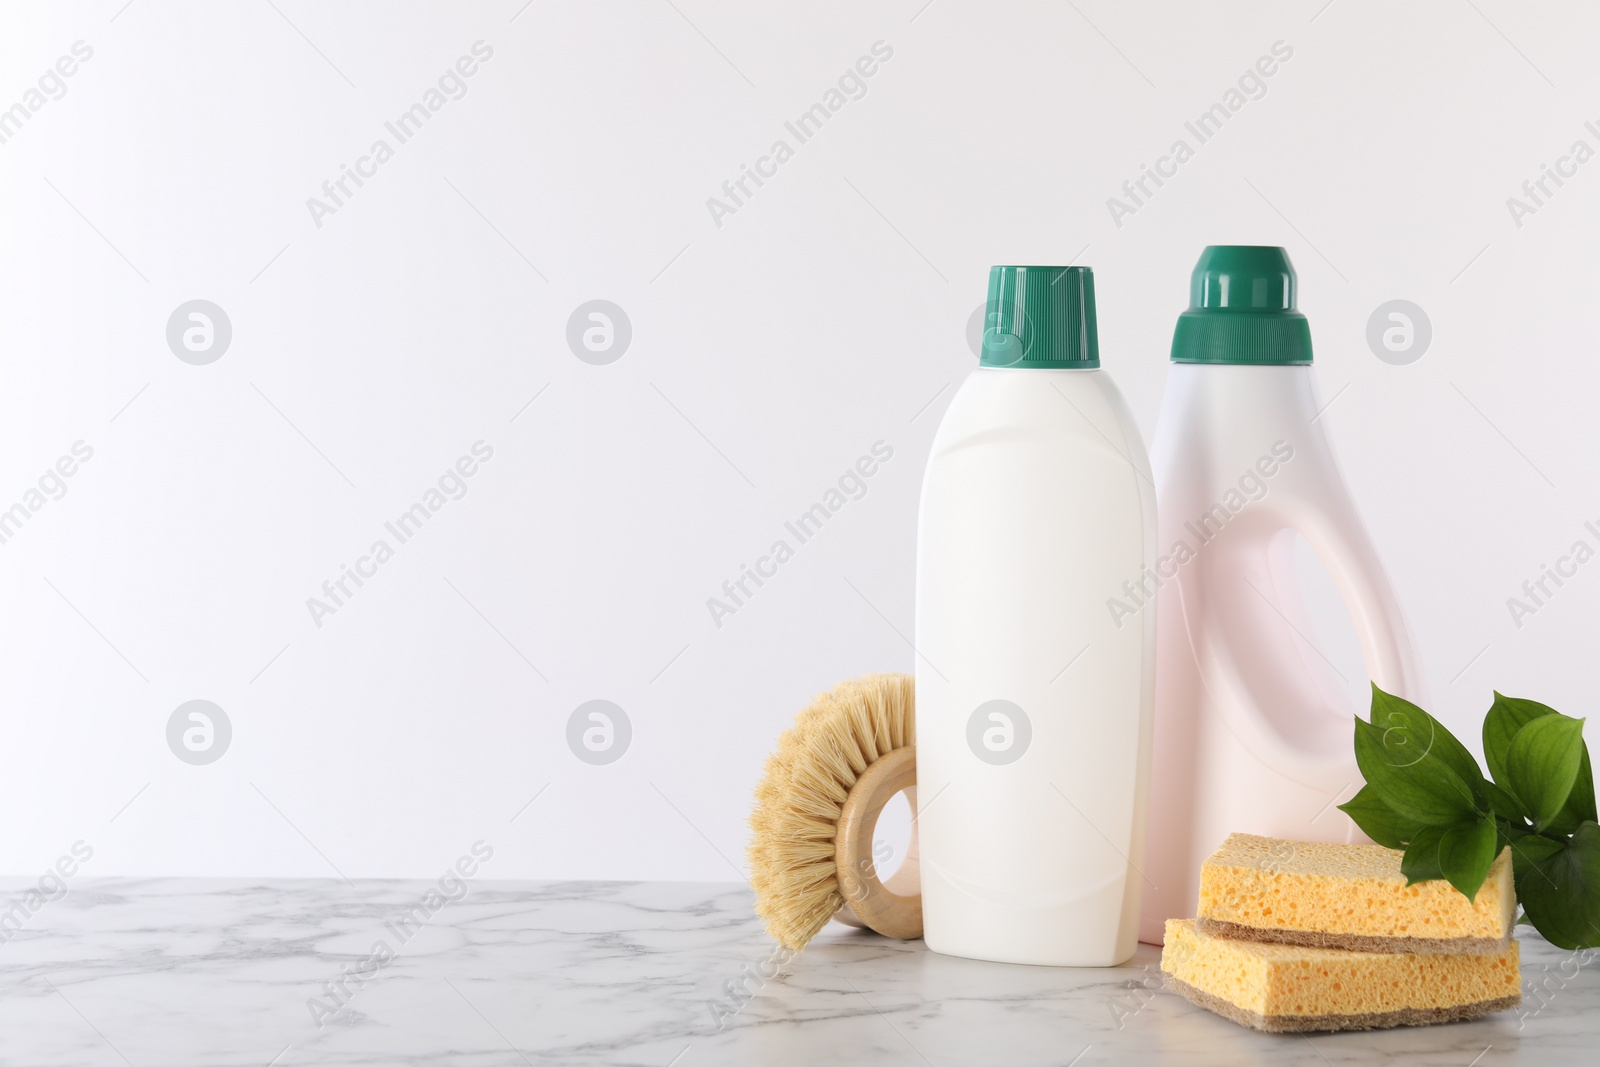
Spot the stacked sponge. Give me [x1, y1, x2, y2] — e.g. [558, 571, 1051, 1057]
[1161, 833, 1522, 1033]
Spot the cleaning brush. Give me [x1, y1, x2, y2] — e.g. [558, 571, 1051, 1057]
[748, 673, 922, 951]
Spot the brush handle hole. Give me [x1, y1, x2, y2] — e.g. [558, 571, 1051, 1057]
[833, 746, 922, 940]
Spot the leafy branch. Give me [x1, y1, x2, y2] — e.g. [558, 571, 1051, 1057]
[1338, 685, 1600, 949]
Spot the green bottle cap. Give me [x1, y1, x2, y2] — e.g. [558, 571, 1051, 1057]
[1170, 245, 1313, 364]
[979, 265, 1100, 369]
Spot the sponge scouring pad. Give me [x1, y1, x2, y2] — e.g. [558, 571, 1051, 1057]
[1197, 833, 1514, 954]
[1162, 918, 1521, 1033]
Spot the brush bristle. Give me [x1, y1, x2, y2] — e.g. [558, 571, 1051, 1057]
[748, 673, 914, 951]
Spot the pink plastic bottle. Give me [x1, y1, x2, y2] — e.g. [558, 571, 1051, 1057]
[1138, 247, 1427, 944]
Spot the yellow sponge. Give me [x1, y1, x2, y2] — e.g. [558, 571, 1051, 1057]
[1197, 833, 1514, 954]
[1162, 919, 1521, 1033]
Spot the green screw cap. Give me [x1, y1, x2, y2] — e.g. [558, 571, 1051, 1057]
[979, 265, 1100, 369]
[1171, 245, 1313, 365]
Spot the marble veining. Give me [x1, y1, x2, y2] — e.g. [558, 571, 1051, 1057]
[1, 876, 1595, 1065]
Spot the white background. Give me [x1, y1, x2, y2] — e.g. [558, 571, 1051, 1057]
[0, 0, 1595, 881]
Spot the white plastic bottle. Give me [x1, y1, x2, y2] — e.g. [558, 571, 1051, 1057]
[1137, 247, 1426, 944]
[916, 265, 1156, 967]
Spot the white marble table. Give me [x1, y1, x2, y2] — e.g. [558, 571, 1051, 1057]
[2, 877, 1594, 1065]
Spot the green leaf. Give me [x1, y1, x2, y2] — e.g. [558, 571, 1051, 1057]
[1356, 718, 1477, 823]
[1349, 690, 1600, 946]
[1506, 714, 1587, 830]
[1551, 744, 1599, 834]
[1338, 784, 1425, 849]
[1354, 689, 1482, 825]
[1438, 814, 1498, 901]
[1506, 829, 1561, 930]
[1485, 693, 1596, 833]
[1402, 818, 1497, 900]
[1400, 824, 1449, 885]
[1512, 822, 1600, 950]
[1506, 826, 1563, 879]
[1372, 685, 1487, 790]
[1481, 779, 1527, 822]
[1484, 693, 1559, 785]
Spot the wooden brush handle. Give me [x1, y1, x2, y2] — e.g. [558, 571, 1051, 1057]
[833, 745, 922, 940]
